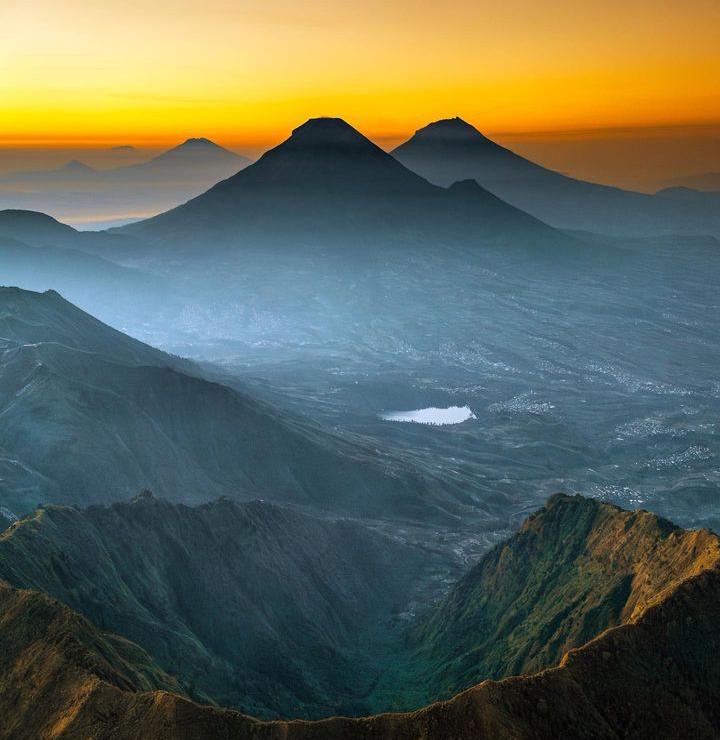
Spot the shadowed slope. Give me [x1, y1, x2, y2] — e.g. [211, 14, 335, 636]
[0, 494, 430, 718]
[121, 117, 566, 253]
[1, 496, 720, 737]
[393, 118, 720, 238]
[0, 288, 465, 523]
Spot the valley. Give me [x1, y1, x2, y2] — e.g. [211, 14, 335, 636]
[2, 494, 720, 738]
[0, 112, 717, 737]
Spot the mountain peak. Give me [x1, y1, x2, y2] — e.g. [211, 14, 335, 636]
[59, 159, 95, 173]
[148, 137, 241, 165]
[412, 117, 489, 143]
[160, 137, 231, 157]
[392, 116, 549, 188]
[178, 137, 217, 148]
[287, 117, 375, 149]
[185, 115, 433, 196]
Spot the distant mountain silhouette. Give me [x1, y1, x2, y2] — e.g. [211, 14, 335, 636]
[107, 137, 248, 184]
[0, 209, 143, 258]
[121, 117, 567, 252]
[0, 209, 77, 243]
[665, 171, 720, 192]
[0, 210, 176, 329]
[0, 139, 245, 187]
[0, 160, 97, 186]
[0, 140, 251, 229]
[55, 159, 96, 175]
[393, 118, 720, 238]
[394, 117, 553, 185]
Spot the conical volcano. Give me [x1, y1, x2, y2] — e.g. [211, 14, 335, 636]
[393, 117, 550, 186]
[393, 117, 720, 237]
[121, 117, 563, 251]
[173, 117, 435, 196]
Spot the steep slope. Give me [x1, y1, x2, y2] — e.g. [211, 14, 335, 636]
[121, 117, 566, 254]
[0, 580, 184, 740]
[0, 493, 430, 718]
[1, 495, 720, 738]
[393, 118, 720, 238]
[0, 236, 169, 328]
[395, 493, 720, 706]
[0, 287, 464, 524]
[0, 285, 172, 365]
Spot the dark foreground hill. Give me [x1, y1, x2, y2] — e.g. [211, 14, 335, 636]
[0, 493, 430, 718]
[0, 287, 467, 524]
[1, 494, 719, 737]
[393, 118, 720, 238]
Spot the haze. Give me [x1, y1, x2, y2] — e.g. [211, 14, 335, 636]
[1, 3, 720, 732]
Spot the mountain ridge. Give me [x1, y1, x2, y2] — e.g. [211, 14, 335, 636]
[0, 493, 432, 718]
[393, 118, 720, 238]
[0, 286, 469, 525]
[1, 494, 719, 737]
[119, 117, 568, 253]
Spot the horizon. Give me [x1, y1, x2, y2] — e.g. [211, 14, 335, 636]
[3, 0, 718, 193]
[3, 1, 718, 141]
[1, 2, 720, 733]
[1, 117, 718, 193]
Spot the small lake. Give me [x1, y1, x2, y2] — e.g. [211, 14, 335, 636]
[380, 406, 476, 426]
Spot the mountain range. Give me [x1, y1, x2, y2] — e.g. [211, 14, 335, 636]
[0, 286, 473, 525]
[0, 139, 250, 229]
[0, 492, 431, 718]
[2, 117, 717, 242]
[393, 118, 720, 238]
[1, 494, 719, 737]
[0, 138, 246, 190]
[120, 117, 567, 255]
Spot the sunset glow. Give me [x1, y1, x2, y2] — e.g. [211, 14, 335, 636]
[2, 0, 719, 148]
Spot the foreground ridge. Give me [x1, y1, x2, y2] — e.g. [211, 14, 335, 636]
[1, 494, 720, 738]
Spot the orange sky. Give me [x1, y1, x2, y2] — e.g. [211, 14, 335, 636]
[1, 0, 719, 149]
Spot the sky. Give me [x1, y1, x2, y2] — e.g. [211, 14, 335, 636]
[0, 0, 718, 188]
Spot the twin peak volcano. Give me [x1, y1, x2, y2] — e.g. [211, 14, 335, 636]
[119, 115, 563, 248]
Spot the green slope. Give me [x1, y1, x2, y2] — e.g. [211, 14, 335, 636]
[1, 494, 720, 737]
[380, 493, 720, 709]
[0, 287, 465, 523]
[0, 493, 430, 718]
